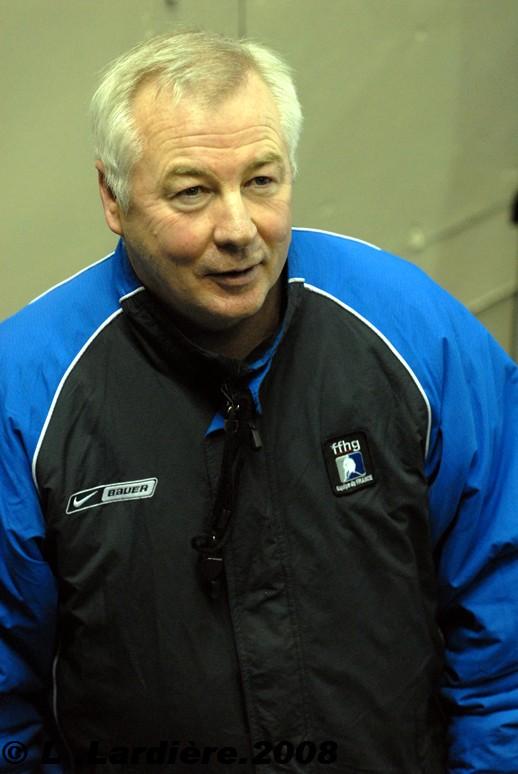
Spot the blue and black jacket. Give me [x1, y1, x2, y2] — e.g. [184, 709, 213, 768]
[1, 229, 518, 773]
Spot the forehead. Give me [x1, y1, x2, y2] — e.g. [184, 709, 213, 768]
[131, 72, 286, 161]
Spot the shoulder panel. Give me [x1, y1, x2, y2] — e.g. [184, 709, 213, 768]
[0, 240, 142, 477]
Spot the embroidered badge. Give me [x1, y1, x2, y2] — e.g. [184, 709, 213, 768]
[66, 478, 158, 514]
[323, 431, 375, 496]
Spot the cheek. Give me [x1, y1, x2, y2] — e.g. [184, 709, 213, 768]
[154, 214, 211, 261]
[262, 201, 292, 244]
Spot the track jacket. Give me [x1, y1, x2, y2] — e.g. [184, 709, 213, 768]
[1, 228, 518, 774]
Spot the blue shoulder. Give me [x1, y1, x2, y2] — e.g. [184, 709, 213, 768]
[289, 227, 453, 330]
[287, 226, 495, 389]
[287, 227, 456, 406]
[0, 240, 139, 460]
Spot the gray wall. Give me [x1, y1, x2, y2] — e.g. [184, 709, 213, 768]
[2, 0, 517, 352]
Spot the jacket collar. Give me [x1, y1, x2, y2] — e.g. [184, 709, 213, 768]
[118, 240, 303, 407]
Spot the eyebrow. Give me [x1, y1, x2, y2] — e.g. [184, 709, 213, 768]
[164, 152, 286, 181]
[245, 152, 286, 174]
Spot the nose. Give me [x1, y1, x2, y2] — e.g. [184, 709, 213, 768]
[213, 192, 258, 252]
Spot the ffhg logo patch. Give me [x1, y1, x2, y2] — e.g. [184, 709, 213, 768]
[323, 431, 375, 496]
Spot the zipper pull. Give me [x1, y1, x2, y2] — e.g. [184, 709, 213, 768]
[191, 534, 225, 599]
[222, 384, 241, 434]
[248, 420, 263, 450]
[224, 401, 240, 434]
[221, 383, 261, 448]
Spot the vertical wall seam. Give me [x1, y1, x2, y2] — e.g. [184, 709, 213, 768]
[238, 0, 246, 37]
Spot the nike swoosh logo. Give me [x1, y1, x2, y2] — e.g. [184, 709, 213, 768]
[72, 490, 99, 508]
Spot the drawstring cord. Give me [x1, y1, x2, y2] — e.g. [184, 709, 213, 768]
[191, 384, 262, 599]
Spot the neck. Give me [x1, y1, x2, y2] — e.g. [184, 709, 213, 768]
[189, 284, 283, 359]
[154, 280, 283, 360]
[191, 318, 276, 360]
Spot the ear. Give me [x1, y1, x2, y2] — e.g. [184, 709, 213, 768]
[96, 161, 124, 236]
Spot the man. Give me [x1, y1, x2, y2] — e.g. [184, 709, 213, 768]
[1, 30, 517, 774]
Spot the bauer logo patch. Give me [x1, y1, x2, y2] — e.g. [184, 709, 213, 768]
[323, 432, 375, 496]
[66, 478, 158, 514]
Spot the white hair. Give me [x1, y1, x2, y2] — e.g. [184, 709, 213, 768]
[90, 30, 303, 211]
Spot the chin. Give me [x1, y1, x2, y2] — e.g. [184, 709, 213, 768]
[203, 295, 266, 324]
[200, 308, 259, 331]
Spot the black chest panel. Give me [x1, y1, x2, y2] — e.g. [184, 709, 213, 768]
[37, 289, 446, 773]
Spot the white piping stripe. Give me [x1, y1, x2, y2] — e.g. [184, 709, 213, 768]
[288, 277, 306, 283]
[28, 251, 115, 304]
[52, 645, 59, 727]
[51, 641, 75, 769]
[31, 287, 144, 490]
[120, 285, 145, 301]
[31, 308, 123, 491]
[292, 226, 381, 252]
[303, 283, 432, 457]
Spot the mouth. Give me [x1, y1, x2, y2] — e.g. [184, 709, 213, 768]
[206, 264, 260, 286]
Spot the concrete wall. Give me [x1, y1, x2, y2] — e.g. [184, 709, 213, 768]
[2, 0, 517, 353]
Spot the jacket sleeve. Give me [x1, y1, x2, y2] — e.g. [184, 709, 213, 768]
[424, 302, 518, 773]
[0, 405, 64, 773]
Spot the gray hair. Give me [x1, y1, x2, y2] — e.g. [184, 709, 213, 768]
[90, 30, 303, 211]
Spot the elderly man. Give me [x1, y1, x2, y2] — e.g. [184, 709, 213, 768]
[1, 30, 517, 774]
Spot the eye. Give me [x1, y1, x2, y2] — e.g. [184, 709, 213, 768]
[169, 185, 210, 209]
[177, 185, 206, 199]
[249, 176, 273, 187]
[245, 175, 278, 195]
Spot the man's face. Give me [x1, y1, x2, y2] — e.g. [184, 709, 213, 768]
[99, 72, 293, 341]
